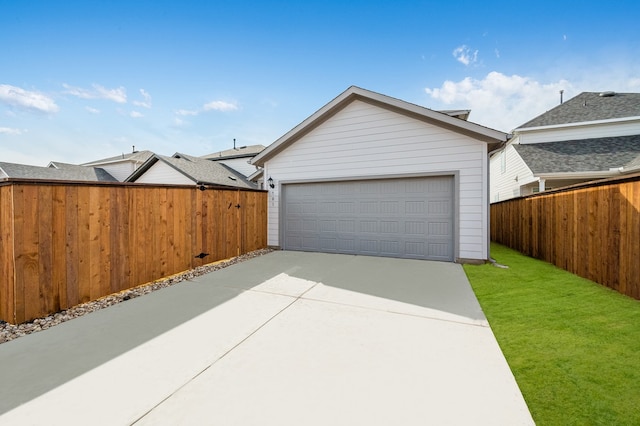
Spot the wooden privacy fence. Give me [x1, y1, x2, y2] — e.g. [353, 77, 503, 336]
[491, 174, 640, 300]
[0, 180, 267, 324]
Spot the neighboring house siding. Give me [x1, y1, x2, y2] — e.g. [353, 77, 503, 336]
[217, 158, 257, 177]
[99, 162, 137, 181]
[134, 162, 194, 185]
[490, 140, 535, 202]
[264, 100, 489, 260]
[519, 121, 640, 144]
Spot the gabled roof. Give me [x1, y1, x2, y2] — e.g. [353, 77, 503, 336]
[252, 86, 508, 166]
[201, 144, 265, 160]
[82, 150, 154, 166]
[0, 161, 116, 181]
[126, 152, 257, 189]
[514, 134, 640, 174]
[517, 92, 640, 129]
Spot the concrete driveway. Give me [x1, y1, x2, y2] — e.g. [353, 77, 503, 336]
[0, 251, 533, 425]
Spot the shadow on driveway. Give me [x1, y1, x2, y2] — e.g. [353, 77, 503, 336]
[0, 250, 483, 414]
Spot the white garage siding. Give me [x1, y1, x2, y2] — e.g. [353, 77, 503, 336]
[264, 99, 490, 261]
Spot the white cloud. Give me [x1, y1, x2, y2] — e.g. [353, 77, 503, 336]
[130, 111, 143, 118]
[85, 106, 100, 114]
[426, 71, 573, 131]
[0, 84, 59, 113]
[62, 84, 93, 99]
[63, 83, 127, 103]
[203, 100, 238, 112]
[133, 89, 152, 108]
[175, 109, 199, 116]
[174, 99, 238, 119]
[0, 126, 24, 135]
[452, 45, 478, 66]
[95, 85, 127, 103]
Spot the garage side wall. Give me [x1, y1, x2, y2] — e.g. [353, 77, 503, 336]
[263, 100, 489, 261]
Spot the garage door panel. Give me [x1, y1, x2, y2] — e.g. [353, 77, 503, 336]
[359, 239, 379, 253]
[286, 218, 303, 232]
[283, 176, 454, 261]
[359, 220, 378, 233]
[405, 221, 425, 234]
[338, 239, 356, 252]
[338, 220, 356, 233]
[428, 242, 450, 259]
[428, 222, 451, 236]
[405, 200, 426, 214]
[319, 237, 337, 251]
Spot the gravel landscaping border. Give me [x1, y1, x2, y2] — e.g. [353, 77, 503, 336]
[0, 248, 273, 345]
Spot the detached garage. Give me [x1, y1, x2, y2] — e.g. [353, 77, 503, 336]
[252, 86, 507, 262]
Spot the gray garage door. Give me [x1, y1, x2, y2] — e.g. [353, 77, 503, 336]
[282, 176, 454, 261]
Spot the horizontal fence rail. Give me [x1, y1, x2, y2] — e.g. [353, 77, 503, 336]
[0, 181, 267, 324]
[491, 175, 640, 300]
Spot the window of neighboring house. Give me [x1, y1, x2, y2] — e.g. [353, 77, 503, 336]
[500, 151, 506, 174]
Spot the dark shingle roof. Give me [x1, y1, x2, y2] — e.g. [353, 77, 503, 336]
[201, 145, 265, 160]
[127, 153, 257, 189]
[0, 161, 117, 181]
[81, 150, 154, 166]
[514, 134, 640, 173]
[518, 92, 640, 129]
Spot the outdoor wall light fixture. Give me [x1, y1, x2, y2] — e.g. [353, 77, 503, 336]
[268, 177, 275, 189]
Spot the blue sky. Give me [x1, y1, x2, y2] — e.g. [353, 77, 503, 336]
[2, 0, 640, 166]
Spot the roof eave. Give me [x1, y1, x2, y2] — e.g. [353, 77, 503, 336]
[247, 168, 264, 182]
[252, 86, 507, 166]
[515, 116, 640, 133]
[535, 170, 621, 180]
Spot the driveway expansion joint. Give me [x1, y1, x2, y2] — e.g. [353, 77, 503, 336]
[132, 281, 320, 424]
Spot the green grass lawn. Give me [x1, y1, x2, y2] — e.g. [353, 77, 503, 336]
[464, 243, 640, 426]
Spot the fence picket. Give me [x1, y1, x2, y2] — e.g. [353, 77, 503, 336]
[0, 181, 267, 324]
[491, 176, 640, 300]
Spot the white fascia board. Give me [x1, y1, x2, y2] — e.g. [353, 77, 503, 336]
[535, 170, 619, 179]
[515, 116, 640, 133]
[247, 168, 263, 182]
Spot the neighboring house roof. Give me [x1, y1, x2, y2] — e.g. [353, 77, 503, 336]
[0, 161, 117, 181]
[439, 109, 471, 121]
[201, 144, 265, 160]
[518, 92, 640, 129]
[247, 168, 263, 182]
[514, 134, 640, 174]
[126, 153, 257, 189]
[252, 86, 508, 166]
[81, 150, 154, 166]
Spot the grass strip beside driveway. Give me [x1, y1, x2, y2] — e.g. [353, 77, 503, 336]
[464, 243, 640, 425]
